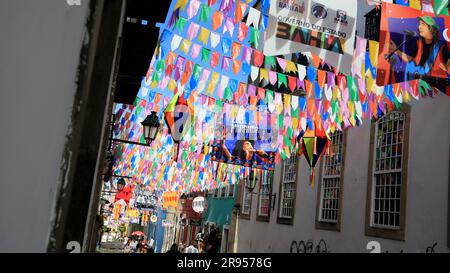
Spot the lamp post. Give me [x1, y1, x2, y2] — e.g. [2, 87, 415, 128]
[141, 111, 160, 145]
[245, 170, 258, 194]
[245, 169, 277, 211]
[110, 111, 160, 147]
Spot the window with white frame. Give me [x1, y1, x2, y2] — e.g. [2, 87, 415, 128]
[319, 131, 344, 223]
[221, 186, 227, 197]
[371, 112, 405, 229]
[241, 176, 252, 215]
[279, 156, 298, 219]
[228, 184, 235, 197]
[258, 170, 273, 217]
[208, 189, 215, 198]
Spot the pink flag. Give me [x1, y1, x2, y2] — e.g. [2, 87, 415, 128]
[223, 17, 235, 37]
[222, 56, 231, 71]
[269, 71, 277, 85]
[241, 46, 252, 64]
[190, 43, 202, 59]
[174, 56, 185, 82]
[187, 0, 201, 19]
[187, 23, 200, 40]
[219, 0, 234, 16]
[276, 57, 287, 71]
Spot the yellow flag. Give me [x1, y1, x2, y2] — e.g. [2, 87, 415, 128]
[368, 40, 379, 69]
[198, 27, 210, 45]
[168, 79, 176, 91]
[174, 0, 189, 11]
[348, 101, 355, 116]
[231, 105, 238, 119]
[409, 0, 421, 10]
[350, 116, 357, 127]
[292, 117, 298, 131]
[180, 39, 192, 55]
[205, 72, 219, 96]
[284, 94, 291, 113]
[284, 146, 291, 159]
[332, 86, 340, 101]
[403, 85, 411, 103]
[366, 73, 376, 95]
[151, 80, 158, 89]
[285, 61, 298, 74]
[259, 68, 269, 82]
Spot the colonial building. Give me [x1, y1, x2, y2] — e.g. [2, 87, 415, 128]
[230, 95, 450, 253]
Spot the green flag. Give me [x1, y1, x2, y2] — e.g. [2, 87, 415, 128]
[434, 0, 449, 16]
[199, 4, 211, 22]
[224, 87, 233, 101]
[201, 48, 211, 62]
[215, 100, 223, 113]
[264, 56, 276, 69]
[249, 27, 260, 48]
[133, 97, 141, 107]
[278, 73, 288, 89]
[278, 114, 284, 128]
[266, 90, 274, 106]
[347, 76, 359, 101]
[175, 17, 188, 33]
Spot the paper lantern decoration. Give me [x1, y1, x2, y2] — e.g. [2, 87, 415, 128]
[298, 120, 330, 186]
[164, 91, 194, 161]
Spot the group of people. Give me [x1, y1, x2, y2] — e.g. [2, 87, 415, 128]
[166, 225, 223, 253]
[123, 236, 154, 254]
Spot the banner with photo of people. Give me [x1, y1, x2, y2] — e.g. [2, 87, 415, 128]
[264, 0, 358, 75]
[377, 2, 450, 96]
[211, 107, 276, 170]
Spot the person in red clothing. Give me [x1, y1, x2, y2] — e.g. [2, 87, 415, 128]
[114, 178, 132, 204]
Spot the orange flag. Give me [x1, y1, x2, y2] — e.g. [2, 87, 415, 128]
[212, 11, 224, 30]
[235, 1, 248, 22]
[232, 60, 242, 74]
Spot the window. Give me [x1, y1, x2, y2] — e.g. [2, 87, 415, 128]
[228, 184, 235, 197]
[372, 112, 405, 229]
[318, 131, 344, 227]
[365, 109, 410, 241]
[221, 186, 227, 198]
[241, 175, 253, 217]
[208, 189, 215, 198]
[258, 170, 273, 220]
[278, 156, 298, 222]
[214, 188, 219, 198]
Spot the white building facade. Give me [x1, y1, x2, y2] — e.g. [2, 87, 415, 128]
[233, 96, 450, 253]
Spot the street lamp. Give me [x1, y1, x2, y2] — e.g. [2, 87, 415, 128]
[141, 111, 160, 145]
[246, 170, 258, 194]
[109, 112, 160, 147]
[245, 169, 277, 211]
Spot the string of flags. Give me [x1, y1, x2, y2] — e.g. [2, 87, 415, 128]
[110, 0, 449, 200]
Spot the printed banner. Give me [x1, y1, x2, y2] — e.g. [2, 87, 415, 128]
[211, 107, 276, 170]
[264, 0, 358, 75]
[377, 3, 450, 95]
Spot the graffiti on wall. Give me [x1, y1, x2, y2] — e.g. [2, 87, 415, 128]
[290, 239, 329, 253]
[366, 241, 438, 253]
